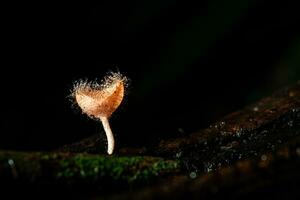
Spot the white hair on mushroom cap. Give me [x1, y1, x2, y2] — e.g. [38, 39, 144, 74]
[72, 71, 128, 155]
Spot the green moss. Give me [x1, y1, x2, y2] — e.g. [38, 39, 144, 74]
[56, 154, 179, 183]
[0, 151, 180, 186]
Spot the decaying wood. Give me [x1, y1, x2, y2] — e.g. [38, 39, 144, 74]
[154, 82, 300, 172]
[110, 144, 300, 200]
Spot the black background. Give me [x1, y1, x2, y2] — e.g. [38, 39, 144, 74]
[1, 1, 299, 151]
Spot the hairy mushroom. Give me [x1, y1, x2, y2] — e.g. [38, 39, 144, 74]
[72, 72, 127, 154]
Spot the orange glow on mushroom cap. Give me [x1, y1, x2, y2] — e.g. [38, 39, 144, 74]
[75, 75, 125, 119]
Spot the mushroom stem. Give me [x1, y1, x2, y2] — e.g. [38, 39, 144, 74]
[100, 116, 115, 155]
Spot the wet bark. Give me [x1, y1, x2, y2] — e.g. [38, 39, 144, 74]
[152, 82, 300, 172]
[110, 145, 300, 200]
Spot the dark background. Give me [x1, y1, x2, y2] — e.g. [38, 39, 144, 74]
[1, 1, 299, 151]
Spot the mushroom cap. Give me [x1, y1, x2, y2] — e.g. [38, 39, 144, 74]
[75, 79, 124, 119]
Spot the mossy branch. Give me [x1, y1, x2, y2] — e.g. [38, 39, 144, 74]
[111, 145, 300, 200]
[0, 151, 179, 189]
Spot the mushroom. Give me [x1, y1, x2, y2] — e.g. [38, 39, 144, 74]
[73, 72, 127, 154]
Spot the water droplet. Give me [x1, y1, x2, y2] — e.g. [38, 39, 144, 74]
[261, 154, 267, 161]
[204, 162, 214, 173]
[189, 172, 197, 179]
[288, 120, 294, 127]
[80, 170, 86, 177]
[175, 151, 182, 158]
[220, 131, 227, 135]
[220, 121, 226, 127]
[8, 159, 14, 166]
